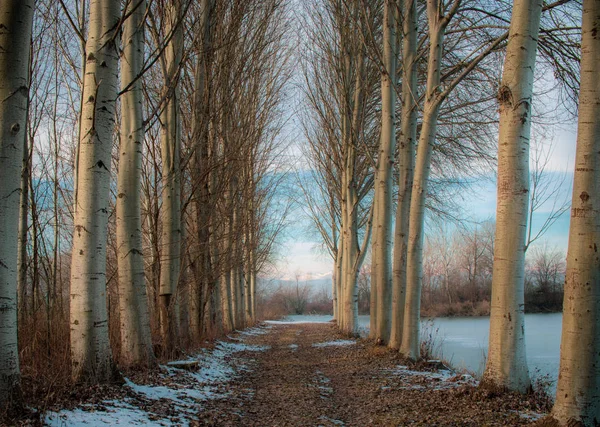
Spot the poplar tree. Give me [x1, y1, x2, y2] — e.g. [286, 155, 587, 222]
[117, 0, 155, 369]
[70, 0, 121, 382]
[551, 0, 600, 423]
[482, 0, 543, 393]
[371, 0, 398, 345]
[0, 0, 33, 402]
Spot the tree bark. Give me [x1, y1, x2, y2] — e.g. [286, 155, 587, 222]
[190, 0, 214, 343]
[482, 0, 541, 393]
[117, 0, 155, 369]
[70, 0, 121, 383]
[159, 0, 183, 355]
[372, 0, 397, 345]
[17, 112, 29, 326]
[401, 0, 447, 360]
[0, 0, 33, 402]
[551, 0, 600, 423]
[390, 0, 416, 350]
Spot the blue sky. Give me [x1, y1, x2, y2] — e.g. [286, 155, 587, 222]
[274, 123, 577, 281]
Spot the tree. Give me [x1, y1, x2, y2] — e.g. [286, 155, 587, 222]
[390, 0, 417, 350]
[551, 0, 600, 423]
[527, 243, 565, 294]
[70, 0, 121, 383]
[401, 0, 462, 360]
[371, 0, 398, 345]
[188, 0, 215, 344]
[157, 0, 184, 354]
[300, 0, 377, 336]
[482, 0, 543, 393]
[399, 0, 510, 360]
[117, 0, 155, 369]
[0, 0, 33, 403]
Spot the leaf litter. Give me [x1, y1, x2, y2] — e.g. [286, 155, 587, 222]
[43, 321, 547, 426]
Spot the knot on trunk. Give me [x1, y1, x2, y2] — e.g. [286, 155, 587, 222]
[498, 85, 512, 106]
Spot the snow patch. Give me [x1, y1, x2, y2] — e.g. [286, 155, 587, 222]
[386, 365, 478, 391]
[266, 320, 332, 325]
[124, 378, 208, 404]
[515, 410, 545, 421]
[312, 340, 356, 348]
[217, 341, 270, 353]
[45, 402, 168, 426]
[45, 327, 269, 426]
[238, 325, 273, 336]
[312, 370, 333, 399]
[288, 344, 299, 351]
[319, 415, 346, 426]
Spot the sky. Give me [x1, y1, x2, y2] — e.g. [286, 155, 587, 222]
[272, 116, 578, 283]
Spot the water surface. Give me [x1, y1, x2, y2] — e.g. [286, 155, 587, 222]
[287, 313, 562, 390]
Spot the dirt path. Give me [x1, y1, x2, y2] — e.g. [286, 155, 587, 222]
[197, 321, 545, 426]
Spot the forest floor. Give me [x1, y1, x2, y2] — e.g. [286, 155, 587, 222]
[37, 320, 550, 426]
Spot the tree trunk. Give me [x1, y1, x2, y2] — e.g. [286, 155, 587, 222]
[159, 0, 183, 355]
[551, 0, 600, 423]
[17, 113, 29, 326]
[372, 0, 397, 345]
[70, 0, 121, 383]
[482, 0, 541, 393]
[117, 0, 155, 369]
[400, 2, 446, 360]
[190, 0, 214, 343]
[0, 0, 33, 402]
[390, 0, 416, 350]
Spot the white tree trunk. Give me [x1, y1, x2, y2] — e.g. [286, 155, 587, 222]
[220, 268, 234, 331]
[0, 0, 33, 401]
[70, 0, 120, 382]
[17, 124, 29, 325]
[372, 0, 397, 345]
[400, 2, 446, 360]
[390, 0, 416, 350]
[482, 0, 541, 393]
[332, 255, 338, 321]
[248, 193, 257, 322]
[159, 0, 183, 353]
[117, 0, 155, 368]
[335, 236, 344, 327]
[551, 0, 600, 423]
[244, 249, 252, 324]
[190, 0, 214, 342]
[342, 177, 359, 335]
[369, 201, 377, 339]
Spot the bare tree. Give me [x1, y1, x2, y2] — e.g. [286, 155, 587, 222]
[482, 0, 543, 394]
[552, 0, 600, 422]
[70, 0, 121, 383]
[0, 0, 33, 403]
[117, 0, 155, 369]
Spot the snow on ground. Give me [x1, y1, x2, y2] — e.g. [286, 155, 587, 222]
[266, 320, 331, 325]
[515, 410, 545, 422]
[124, 378, 209, 404]
[385, 365, 478, 391]
[265, 314, 334, 324]
[312, 370, 333, 399]
[288, 343, 299, 351]
[45, 402, 172, 426]
[312, 339, 357, 348]
[45, 324, 273, 426]
[238, 324, 273, 336]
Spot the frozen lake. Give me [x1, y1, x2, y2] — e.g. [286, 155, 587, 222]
[284, 313, 562, 390]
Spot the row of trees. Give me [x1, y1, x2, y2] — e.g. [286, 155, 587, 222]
[359, 225, 565, 316]
[354, 230, 564, 317]
[302, 0, 599, 424]
[422, 225, 565, 315]
[0, 0, 290, 403]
